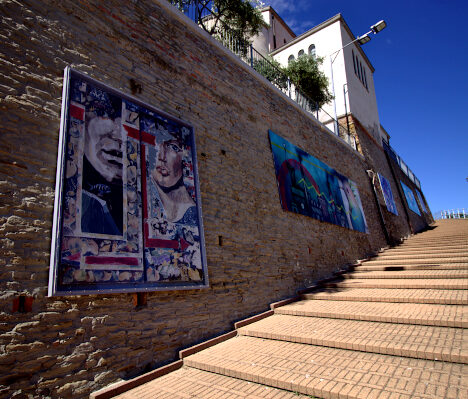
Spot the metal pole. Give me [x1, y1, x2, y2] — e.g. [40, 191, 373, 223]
[329, 54, 339, 136]
[250, 44, 253, 68]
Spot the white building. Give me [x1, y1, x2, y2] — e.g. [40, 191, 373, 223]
[252, 6, 296, 56]
[267, 13, 385, 147]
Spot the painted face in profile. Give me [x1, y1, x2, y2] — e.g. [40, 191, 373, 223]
[84, 116, 123, 183]
[153, 139, 183, 188]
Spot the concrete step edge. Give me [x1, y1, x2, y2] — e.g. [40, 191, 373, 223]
[321, 281, 468, 289]
[274, 307, 467, 328]
[237, 325, 467, 364]
[301, 292, 468, 305]
[184, 339, 466, 399]
[355, 265, 468, 271]
[340, 273, 468, 279]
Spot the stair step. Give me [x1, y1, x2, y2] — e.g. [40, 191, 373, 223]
[302, 288, 468, 304]
[396, 240, 468, 249]
[389, 247, 468, 255]
[238, 315, 467, 363]
[341, 270, 468, 279]
[185, 336, 468, 399]
[113, 367, 312, 399]
[362, 258, 468, 265]
[355, 263, 468, 271]
[384, 246, 468, 255]
[322, 278, 468, 289]
[275, 299, 467, 327]
[374, 252, 468, 260]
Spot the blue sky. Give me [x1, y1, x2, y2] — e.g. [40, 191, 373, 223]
[265, 0, 468, 216]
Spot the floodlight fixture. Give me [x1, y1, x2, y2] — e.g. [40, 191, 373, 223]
[370, 20, 387, 34]
[357, 34, 371, 45]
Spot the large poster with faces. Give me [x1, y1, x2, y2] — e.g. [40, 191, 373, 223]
[49, 68, 208, 295]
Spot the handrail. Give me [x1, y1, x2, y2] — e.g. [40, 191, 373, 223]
[169, 0, 357, 150]
[434, 209, 467, 219]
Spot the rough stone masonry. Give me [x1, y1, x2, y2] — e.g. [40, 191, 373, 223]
[0, 0, 432, 397]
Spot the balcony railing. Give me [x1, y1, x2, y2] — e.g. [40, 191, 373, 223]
[382, 141, 421, 189]
[169, 0, 357, 150]
[434, 209, 467, 220]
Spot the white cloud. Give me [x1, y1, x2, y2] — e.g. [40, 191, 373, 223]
[289, 19, 315, 35]
[265, 1, 313, 34]
[266, 0, 296, 14]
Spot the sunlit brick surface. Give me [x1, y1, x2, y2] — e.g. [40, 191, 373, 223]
[276, 299, 467, 327]
[93, 220, 468, 399]
[114, 367, 311, 399]
[185, 336, 468, 399]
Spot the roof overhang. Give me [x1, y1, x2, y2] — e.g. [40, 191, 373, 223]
[259, 6, 296, 38]
[270, 13, 375, 73]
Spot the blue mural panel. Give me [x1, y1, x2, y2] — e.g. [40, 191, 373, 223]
[269, 130, 368, 233]
[378, 173, 398, 215]
[400, 181, 421, 216]
[415, 189, 427, 213]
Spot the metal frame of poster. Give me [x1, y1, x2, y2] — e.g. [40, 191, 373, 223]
[48, 68, 209, 296]
[400, 181, 421, 216]
[269, 130, 369, 233]
[377, 173, 398, 215]
[415, 189, 427, 213]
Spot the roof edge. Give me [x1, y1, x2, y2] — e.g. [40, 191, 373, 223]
[260, 6, 296, 38]
[270, 13, 375, 73]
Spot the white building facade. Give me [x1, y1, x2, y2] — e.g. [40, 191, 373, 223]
[252, 6, 296, 56]
[270, 14, 385, 146]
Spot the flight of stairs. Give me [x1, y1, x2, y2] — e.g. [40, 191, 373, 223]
[96, 220, 468, 399]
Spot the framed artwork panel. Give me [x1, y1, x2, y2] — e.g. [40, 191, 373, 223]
[49, 68, 208, 296]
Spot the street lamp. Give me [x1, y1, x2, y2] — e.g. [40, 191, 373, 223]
[329, 20, 387, 136]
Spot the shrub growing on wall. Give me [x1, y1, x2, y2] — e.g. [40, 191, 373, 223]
[285, 54, 333, 108]
[170, 0, 268, 46]
[252, 56, 289, 91]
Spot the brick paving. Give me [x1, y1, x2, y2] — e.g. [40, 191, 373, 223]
[113, 368, 312, 399]
[238, 314, 467, 363]
[357, 263, 468, 271]
[303, 287, 468, 304]
[322, 278, 468, 289]
[275, 299, 467, 327]
[362, 257, 468, 265]
[92, 220, 468, 399]
[344, 270, 468, 279]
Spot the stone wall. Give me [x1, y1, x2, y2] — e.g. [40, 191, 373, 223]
[345, 115, 423, 242]
[0, 0, 431, 397]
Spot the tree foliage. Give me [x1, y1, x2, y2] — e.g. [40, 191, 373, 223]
[285, 54, 333, 108]
[170, 0, 267, 44]
[252, 56, 288, 90]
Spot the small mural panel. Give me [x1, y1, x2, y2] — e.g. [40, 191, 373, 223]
[400, 181, 421, 216]
[269, 130, 368, 233]
[415, 189, 427, 213]
[49, 68, 208, 295]
[378, 173, 398, 215]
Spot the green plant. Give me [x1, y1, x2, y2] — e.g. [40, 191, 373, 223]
[170, 0, 268, 43]
[252, 56, 288, 90]
[285, 54, 333, 108]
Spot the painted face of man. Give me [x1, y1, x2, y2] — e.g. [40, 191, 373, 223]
[153, 139, 183, 188]
[84, 116, 123, 183]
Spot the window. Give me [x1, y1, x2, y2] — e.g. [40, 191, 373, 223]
[352, 51, 369, 90]
[352, 50, 357, 74]
[288, 55, 295, 63]
[308, 44, 316, 58]
[298, 49, 304, 58]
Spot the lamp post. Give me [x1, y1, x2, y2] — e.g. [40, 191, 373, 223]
[329, 20, 387, 136]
